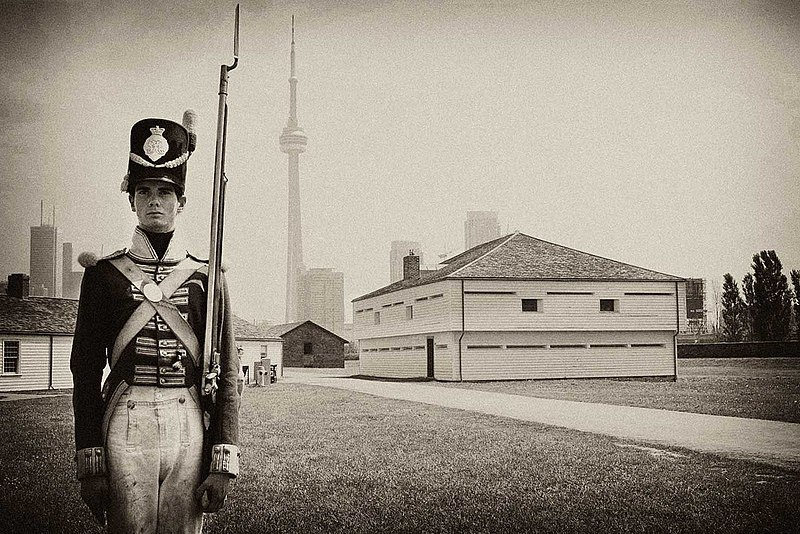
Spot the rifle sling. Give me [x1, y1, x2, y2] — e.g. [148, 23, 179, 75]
[108, 256, 204, 370]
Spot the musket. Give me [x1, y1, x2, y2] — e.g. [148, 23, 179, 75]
[201, 4, 239, 398]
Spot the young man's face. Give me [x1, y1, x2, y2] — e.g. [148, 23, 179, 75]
[132, 181, 186, 233]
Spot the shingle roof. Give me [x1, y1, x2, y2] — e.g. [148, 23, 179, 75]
[232, 315, 283, 341]
[353, 232, 683, 302]
[0, 297, 287, 340]
[0, 295, 79, 335]
[353, 236, 509, 302]
[265, 321, 307, 338]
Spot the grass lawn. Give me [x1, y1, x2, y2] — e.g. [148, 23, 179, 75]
[442, 358, 800, 423]
[1, 379, 798, 533]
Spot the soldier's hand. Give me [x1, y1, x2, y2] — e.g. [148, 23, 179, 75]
[79, 476, 108, 526]
[195, 473, 231, 513]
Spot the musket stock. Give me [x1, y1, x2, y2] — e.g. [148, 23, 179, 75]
[201, 4, 239, 398]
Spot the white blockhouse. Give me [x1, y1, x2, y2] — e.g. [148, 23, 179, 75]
[353, 233, 686, 381]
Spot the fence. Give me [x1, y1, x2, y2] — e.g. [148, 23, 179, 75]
[677, 341, 800, 359]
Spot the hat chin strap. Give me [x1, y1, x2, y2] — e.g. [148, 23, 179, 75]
[130, 151, 190, 169]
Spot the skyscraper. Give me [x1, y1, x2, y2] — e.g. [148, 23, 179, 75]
[280, 16, 308, 323]
[30, 206, 60, 297]
[464, 211, 500, 251]
[62, 242, 83, 299]
[389, 240, 423, 283]
[300, 268, 344, 335]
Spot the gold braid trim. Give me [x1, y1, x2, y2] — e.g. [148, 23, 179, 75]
[130, 151, 190, 169]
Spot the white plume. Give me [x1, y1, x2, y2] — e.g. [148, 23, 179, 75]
[182, 109, 198, 152]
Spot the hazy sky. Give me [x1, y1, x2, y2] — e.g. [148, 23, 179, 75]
[1, 0, 798, 324]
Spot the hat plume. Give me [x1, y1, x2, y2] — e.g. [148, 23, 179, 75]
[182, 109, 197, 153]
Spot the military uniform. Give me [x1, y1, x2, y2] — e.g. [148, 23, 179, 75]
[71, 115, 240, 533]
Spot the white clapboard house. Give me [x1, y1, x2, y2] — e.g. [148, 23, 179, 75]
[353, 233, 686, 381]
[0, 277, 78, 392]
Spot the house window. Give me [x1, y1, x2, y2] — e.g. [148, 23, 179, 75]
[600, 299, 619, 312]
[303, 342, 313, 355]
[406, 306, 413, 320]
[260, 345, 268, 357]
[374, 311, 381, 325]
[2, 340, 20, 374]
[521, 299, 541, 312]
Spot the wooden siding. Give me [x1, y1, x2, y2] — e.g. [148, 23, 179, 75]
[353, 281, 460, 340]
[1, 335, 74, 392]
[238, 339, 284, 379]
[52, 337, 74, 389]
[463, 280, 684, 332]
[460, 330, 675, 381]
[436, 331, 459, 381]
[353, 279, 684, 381]
[359, 333, 455, 380]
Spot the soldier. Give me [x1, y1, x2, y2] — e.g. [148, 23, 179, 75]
[71, 113, 241, 533]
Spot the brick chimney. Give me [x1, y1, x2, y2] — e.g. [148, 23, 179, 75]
[7, 274, 30, 299]
[403, 251, 420, 281]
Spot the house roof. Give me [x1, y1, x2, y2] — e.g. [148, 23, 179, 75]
[232, 315, 283, 341]
[265, 320, 349, 344]
[0, 295, 79, 335]
[354, 232, 684, 302]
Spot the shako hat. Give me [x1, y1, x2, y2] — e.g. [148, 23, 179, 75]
[122, 110, 197, 195]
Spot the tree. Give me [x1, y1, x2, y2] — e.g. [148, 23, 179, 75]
[742, 273, 754, 341]
[748, 250, 792, 341]
[720, 274, 747, 342]
[710, 278, 722, 340]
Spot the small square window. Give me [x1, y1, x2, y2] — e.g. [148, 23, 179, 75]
[600, 299, 619, 312]
[406, 306, 413, 320]
[303, 342, 313, 355]
[374, 311, 381, 325]
[521, 299, 541, 312]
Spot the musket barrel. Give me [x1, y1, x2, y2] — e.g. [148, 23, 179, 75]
[201, 64, 230, 395]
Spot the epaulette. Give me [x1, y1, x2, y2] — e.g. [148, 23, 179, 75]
[78, 248, 127, 268]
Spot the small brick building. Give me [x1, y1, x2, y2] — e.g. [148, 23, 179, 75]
[266, 320, 347, 368]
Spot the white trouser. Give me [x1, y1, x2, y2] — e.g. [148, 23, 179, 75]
[105, 386, 205, 534]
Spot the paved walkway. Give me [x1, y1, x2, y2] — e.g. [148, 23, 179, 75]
[285, 371, 800, 469]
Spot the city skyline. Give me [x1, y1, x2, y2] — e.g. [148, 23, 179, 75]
[299, 267, 345, 335]
[464, 211, 501, 251]
[1, 0, 798, 324]
[29, 206, 60, 298]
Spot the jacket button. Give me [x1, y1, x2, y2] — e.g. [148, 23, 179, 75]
[179, 396, 186, 403]
[127, 401, 136, 409]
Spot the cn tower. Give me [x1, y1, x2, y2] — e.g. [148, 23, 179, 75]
[280, 15, 308, 323]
